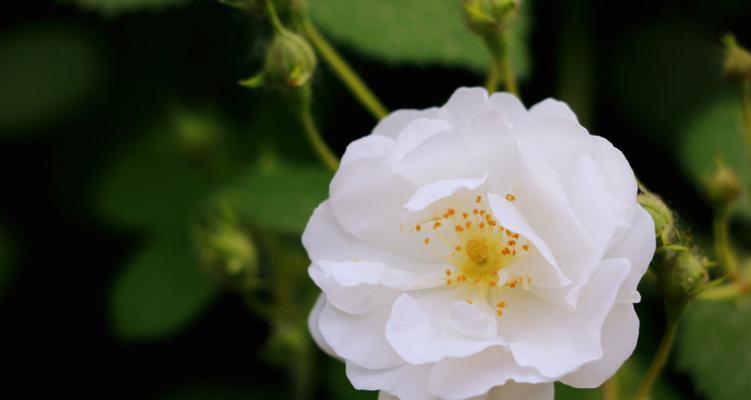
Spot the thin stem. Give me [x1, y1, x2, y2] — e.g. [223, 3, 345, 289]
[265, 0, 287, 33]
[633, 316, 679, 400]
[603, 373, 619, 400]
[297, 87, 339, 172]
[301, 17, 388, 120]
[698, 283, 743, 301]
[713, 205, 739, 280]
[483, 32, 519, 97]
[740, 80, 751, 157]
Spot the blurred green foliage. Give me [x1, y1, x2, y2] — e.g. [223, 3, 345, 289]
[0, 24, 103, 135]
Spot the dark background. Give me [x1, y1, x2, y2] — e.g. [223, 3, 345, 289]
[1, 0, 750, 398]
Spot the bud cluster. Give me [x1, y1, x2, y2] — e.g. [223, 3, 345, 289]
[462, 0, 520, 36]
[723, 34, 751, 82]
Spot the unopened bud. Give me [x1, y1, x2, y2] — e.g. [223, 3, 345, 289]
[704, 159, 742, 206]
[658, 249, 709, 307]
[638, 191, 676, 246]
[462, 0, 520, 36]
[242, 31, 317, 89]
[723, 34, 751, 82]
[193, 208, 258, 290]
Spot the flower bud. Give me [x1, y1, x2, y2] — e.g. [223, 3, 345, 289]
[193, 208, 259, 291]
[638, 191, 676, 245]
[723, 34, 751, 82]
[658, 249, 709, 307]
[259, 31, 317, 89]
[704, 159, 742, 206]
[462, 0, 520, 35]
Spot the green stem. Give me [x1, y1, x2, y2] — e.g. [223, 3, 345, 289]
[740, 80, 751, 159]
[301, 17, 388, 120]
[698, 283, 743, 301]
[603, 373, 619, 400]
[483, 32, 518, 96]
[633, 315, 679, 400]
[265, 0, 287, 33]
[297, 87, 339, 172]
[713, 205, 739, 280]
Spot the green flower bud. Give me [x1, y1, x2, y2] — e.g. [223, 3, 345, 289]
[193, 208, 259, 291]
[704, 159, 742, 206]
[723, 34, 751, 82]
[462, 0, 520, 35]
[638, 191, 676, 246]
[658, 249, 709, 307]
[260, 31, 317, 89]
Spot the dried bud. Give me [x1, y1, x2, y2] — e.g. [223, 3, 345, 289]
[462, 0, 520, 35]
[658, 249, 709, 308]
[193, 208, 258, 291]
[638, 191, 676, 246]
[704, 159, 742, 206]
[723, 34, 751, 82]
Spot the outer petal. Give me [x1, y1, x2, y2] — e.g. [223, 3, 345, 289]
[489, 92, 528, 127]
[308, 294, 336, 358]
[528, 98, 578, 122]
[481, 382, 554, 400]
[373, 109, 432, 139]
[427, 346, 546, 399]
[560, 302, 639, 388]
[606, 206, 656, 303]
[341, 134, 394, 166]
[501, 258, 631, 378]
[347, 362, 435, 400]
[318, 302, 404, 370]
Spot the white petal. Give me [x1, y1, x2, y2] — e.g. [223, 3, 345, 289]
[385, 291, 504, 364]
[341, 134, 394, 166]
[427, 346, 546, 399]
[561, 302, 639, 388]
[318, 302, 404, 370]
[404, 174, 488, 212]
[528, 98, 578, 122]
[347, 362, 435, 400]
[589, 136, 638, 209]
[378, 392, 399, 400]
[308, 294, 337, 358]
[483, 382, 554, 400]
[373, 109, 436, 139]
[389, 118, 452, 164]
[502, 258, 631, 378]
[489, 92, 528, 127]
[606, 206, 656, 303]
[442, 87, 490, 117]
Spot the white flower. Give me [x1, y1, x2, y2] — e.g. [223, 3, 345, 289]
[304, 87, 656, 400]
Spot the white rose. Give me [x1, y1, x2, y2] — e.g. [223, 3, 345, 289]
[304, 87, 656, 400]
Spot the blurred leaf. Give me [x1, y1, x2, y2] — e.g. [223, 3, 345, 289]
[677, 298, 751, 400]
[60, 0, 190, 15]
[0, 25, 103, 135]
[222, 166, 330, 234]
[0, 225, 15, 300]
[96, 118, 216, 230]
[309, 0, 531, 77]
[610, 20, 719, 140]
[678, 94, 751, 216]
[110, 226, 217, 341]
[158, 381, 271, 400]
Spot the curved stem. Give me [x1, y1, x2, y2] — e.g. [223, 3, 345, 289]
[297, 87, 339, 172]
[301, 17, 388, 120]
[714, 205, 739, 280]
[603, 373, 619, 400]
[740, 80, 751, 159]
[483, 32, 519, 97]
[485, 60, 500, 93]
[633, 315, 679, 400]
[265, 0, 287, 33]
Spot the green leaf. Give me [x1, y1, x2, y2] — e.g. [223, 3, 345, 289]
[0, 226, 15, 300]
[223, 166, 330, 234]
[59, 0, 191, 15]
[95, 119, 216, 230]
[109, 226, 217, 341]
[677, 299, 751, 400]
[0, 25, 103, 135]
[678, 94, 751, 216]
[309, 0, 530, 77]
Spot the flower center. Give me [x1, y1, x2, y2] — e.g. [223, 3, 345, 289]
[411, 194, 534, 317]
